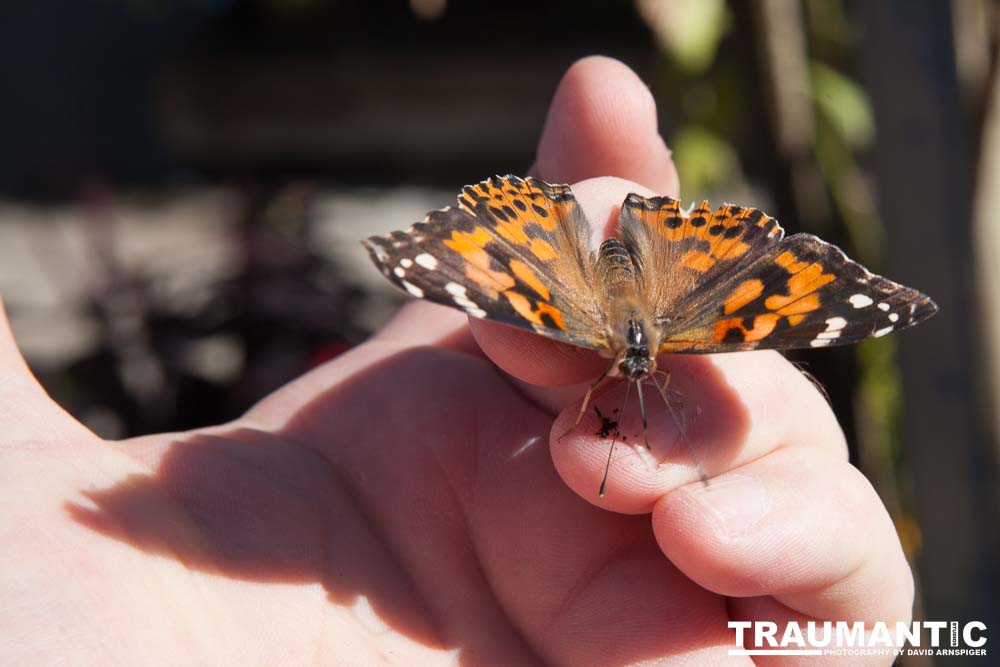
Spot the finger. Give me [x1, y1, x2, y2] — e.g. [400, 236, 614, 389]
[551, 351, 846, 513]
[532, 55, 679, 194]
[653, 448, 914, 626]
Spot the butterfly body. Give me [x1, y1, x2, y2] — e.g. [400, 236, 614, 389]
[589, 236, 657, 379]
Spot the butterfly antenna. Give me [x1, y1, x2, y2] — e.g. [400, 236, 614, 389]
[652, 372, 709, 486]
[599, 380, 632, 497]
[635, 379, 651, 450]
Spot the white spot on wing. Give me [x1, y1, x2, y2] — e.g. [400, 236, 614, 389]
[401, 280, 424, 298]
[889, 313, 900, 323]
[849, 294, 874, 308]
[815, 317, 847, 344]
[874, 326, 894, 338]
[400, 258, 413, 268]
[877, 302, 891, 312]
[414, 253, 438, 270]
[825, 317, 847, 331]
[393, 267, 406, 278]
[444, 282, 486, 318]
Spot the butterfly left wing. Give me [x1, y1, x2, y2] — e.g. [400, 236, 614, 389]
[363, 175, 610, 350]
[654, 232, 938, 352]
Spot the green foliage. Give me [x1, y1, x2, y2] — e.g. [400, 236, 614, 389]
[639, 0, 731, 74]
[671, 125, 740, 200]
[811, 62, 875, 150]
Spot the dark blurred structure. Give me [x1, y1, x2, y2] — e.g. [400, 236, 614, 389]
[0, 1, 997, 663]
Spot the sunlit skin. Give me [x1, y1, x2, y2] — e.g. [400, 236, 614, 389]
[0, 57, 912, 666]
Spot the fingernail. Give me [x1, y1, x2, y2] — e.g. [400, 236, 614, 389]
[690, 474, 771, 539]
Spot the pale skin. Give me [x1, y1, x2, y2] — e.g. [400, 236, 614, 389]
[0, 57, 912, 665]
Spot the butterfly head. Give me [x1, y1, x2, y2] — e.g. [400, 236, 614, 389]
[617, 318, 657, 380]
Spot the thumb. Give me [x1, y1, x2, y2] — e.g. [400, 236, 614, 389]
[531, 55, 678, 195]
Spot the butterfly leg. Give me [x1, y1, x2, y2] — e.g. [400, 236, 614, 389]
[558, 357, 617, 441]
[653, 369, 671, 394]
[651, 369, 709, 485]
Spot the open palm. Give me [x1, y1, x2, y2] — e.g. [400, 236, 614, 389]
[2, 58, 911, 666]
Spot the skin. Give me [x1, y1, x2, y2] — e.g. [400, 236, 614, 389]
[0, 57, 912, 666]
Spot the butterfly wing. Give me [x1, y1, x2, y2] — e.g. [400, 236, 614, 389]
[618, 195, 937, 352]
[363, 175, 609, 350]
[619, 195, 786, 314]
[658, 233, 937, 351]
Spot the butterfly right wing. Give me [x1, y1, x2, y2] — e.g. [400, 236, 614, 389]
[618, 194, 786, 320]
[363, 175, 610, 350]
[618, 194, 936, 352]
[655, 233, 938, 352]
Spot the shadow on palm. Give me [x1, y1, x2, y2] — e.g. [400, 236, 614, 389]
[67, 337, 750, 663]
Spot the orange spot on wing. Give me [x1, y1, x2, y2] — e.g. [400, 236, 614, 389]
[712, 313, 779, 343]
[744, 314, 780, 341]
[494, 218, 530, 245]
[663, 223, 687, 241]
[724, 279, 765, 314]
[444, 227, 515, 297]
[508, 259, 550, 300]
[529, 237, 557, 261]
[713, 317, 743, 341]
[535, 302, 566, 330]
[773, 294, 821, 316]
[444, 226, 491, 254]
[764, 263, 834, 312]
[681, 250, 716, 272]
[503, 290, 533, 321]
[718, 240, 751, 259]
[464, 263, 515, 297]
[775, 251, 809, 273]
[503, 290, 566, 330]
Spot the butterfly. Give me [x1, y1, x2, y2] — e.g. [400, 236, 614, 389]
[363, 175, 938, 492]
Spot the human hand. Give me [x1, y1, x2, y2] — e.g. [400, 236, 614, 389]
[1, 57, 911, 666]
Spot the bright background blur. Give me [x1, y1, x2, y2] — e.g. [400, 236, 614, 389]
[0, 1, 996, 662]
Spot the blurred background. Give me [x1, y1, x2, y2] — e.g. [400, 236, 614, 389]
[0, 0, 996, 662]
